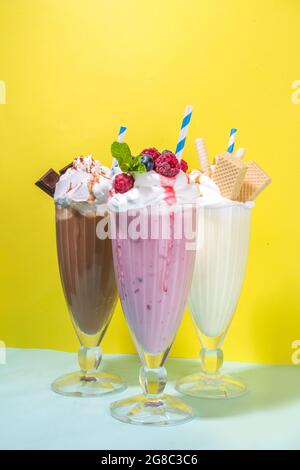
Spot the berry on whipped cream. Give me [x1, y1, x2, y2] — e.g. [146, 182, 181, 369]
[180, 159, 188, 173]
[154, 152, 180, 177]
[140, 154, 154, 172]
[141, 147, 161, 160]
[114, 173, 134, 193]
[109, 142, 199, 211]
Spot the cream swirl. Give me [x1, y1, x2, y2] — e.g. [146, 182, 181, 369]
[190, 170, 254, 208]
[108, 170, 199, 212]
[54, 155, 112, 206]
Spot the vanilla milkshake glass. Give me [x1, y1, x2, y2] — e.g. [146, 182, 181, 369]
[176, 175, 253, 399]
[109, 168, 198, 425]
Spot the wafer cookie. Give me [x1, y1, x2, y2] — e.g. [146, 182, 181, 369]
[238, 161, 271, 202]
[212, 152, 247, 200]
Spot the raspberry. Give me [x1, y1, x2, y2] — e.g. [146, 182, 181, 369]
[154, 152, 180, 177]
[180, 159, 188, 173]
[114, 173, 134, 193]
[141, 147, 161, 160]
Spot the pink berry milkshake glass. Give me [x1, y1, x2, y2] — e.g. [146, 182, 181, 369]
[108, 143, 199, 425]
[113, 207, 195, 355]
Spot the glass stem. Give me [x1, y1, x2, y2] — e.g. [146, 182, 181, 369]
[200, 347, 223, 377]
[139, 366, 167, 400]
[78, 346, 102, 379]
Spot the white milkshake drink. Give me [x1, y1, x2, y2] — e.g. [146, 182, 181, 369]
[176, 173, 253, 399]
[190, 176, 253, 340]
[176, 135, 271, 400]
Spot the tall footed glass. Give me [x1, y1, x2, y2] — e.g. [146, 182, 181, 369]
[176, 204, 252, 399]
[52, 202, 126, 397]
[110, 204, 196, 425]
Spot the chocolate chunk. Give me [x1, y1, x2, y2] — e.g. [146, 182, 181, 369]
[35, 168, 60, 197]
[59, 162, 73, 175]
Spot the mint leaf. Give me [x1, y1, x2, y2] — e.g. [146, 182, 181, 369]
[129, 156, 146, 173]
[111, 141, 132, 169]
[119, 161, 132, 172]
[111, 142, 146, 174]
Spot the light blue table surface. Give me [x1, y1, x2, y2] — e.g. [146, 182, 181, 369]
[0, 349, 299, 450]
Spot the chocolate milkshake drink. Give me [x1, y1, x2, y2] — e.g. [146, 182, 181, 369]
[56, 205, 116, 340]
[36, 155, 125, 397]
[108, 142, 199, 425]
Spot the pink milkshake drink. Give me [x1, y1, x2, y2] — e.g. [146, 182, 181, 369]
[112, 206, 195, 355]
[108, 143, 199, 426]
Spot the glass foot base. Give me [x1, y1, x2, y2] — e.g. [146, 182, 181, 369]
[176, 372, 247, 399]
[110, 393, 194, 426]
[51, 370, 126, 397]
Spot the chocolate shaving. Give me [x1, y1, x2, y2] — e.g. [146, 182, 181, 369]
[59, 162, 73, 175]
[35, 168, 60, 198]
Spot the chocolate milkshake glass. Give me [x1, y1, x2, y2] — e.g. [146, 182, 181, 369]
[51, 157, 125, 397]
[108, 142, 199, 425]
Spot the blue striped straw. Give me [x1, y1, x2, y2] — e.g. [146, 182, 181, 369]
[112, 125, 127, 170]
[117, 125, 127, 143]
[227, 128, 237, 153]
[175, 105, 193, 162]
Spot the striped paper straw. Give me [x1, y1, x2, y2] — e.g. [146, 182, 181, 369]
[227, 128, 237, 153]
[112, 125, 127, 169]
[175, 105, 193, 162]
[117, 125, 127, 143]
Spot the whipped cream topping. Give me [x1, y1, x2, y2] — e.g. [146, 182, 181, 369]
[54, 155, 112, 206]
[190, 170, 254, 209]
[108, 170, 199, 212]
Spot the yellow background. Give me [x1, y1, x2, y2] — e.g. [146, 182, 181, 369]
[1, 0, 299, 364]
